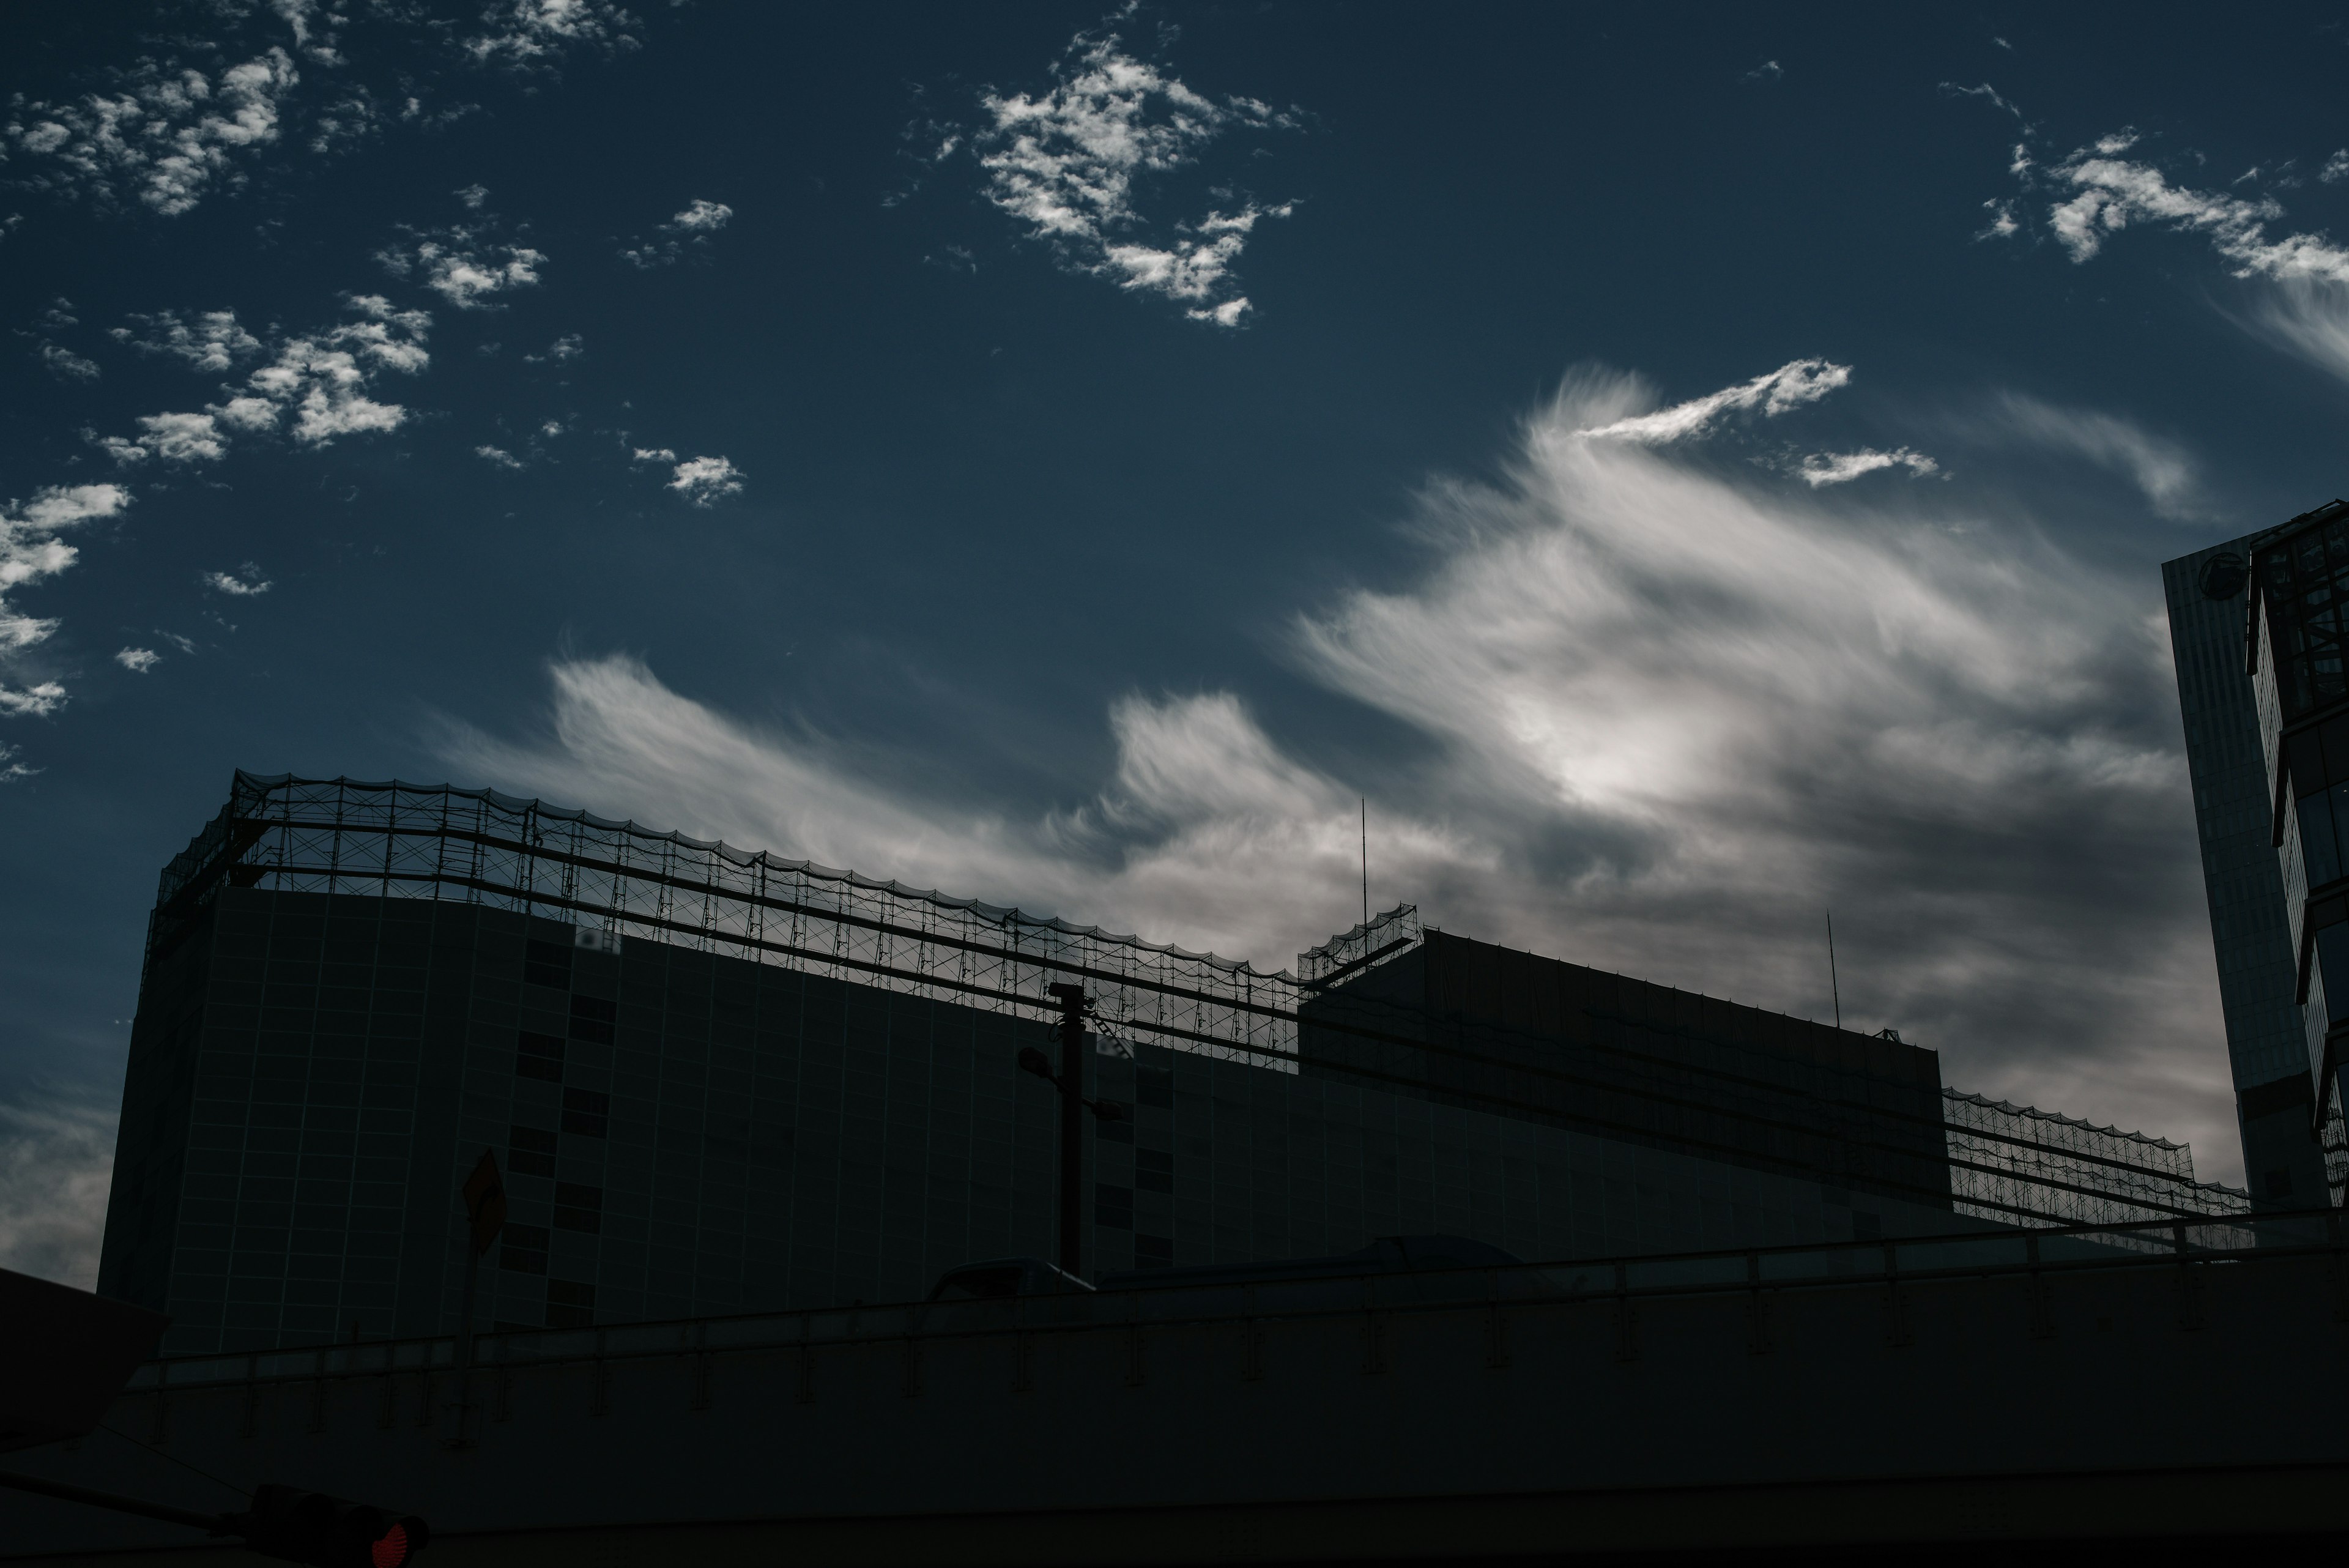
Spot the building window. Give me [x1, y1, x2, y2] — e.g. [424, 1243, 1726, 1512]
[568, 994, 616, 1045]
[1134, 1233, 1174, 1268]
[516, 1030, 565, 1082]
[1134, 1148, 1174, 1194]
[1096, 1183, 1133, 1230]
[546, 1278, 595, 1328]
[1097, 1105, 1134, 1144]
[552, 1182, 603, 1233]
[562, 1088, 610, 1138]
[524, 939, 573, 990]
[1135, 1068, 1174, 1109]
[508, 1124, 557, 1178]
[500, 1223, 549, 1275]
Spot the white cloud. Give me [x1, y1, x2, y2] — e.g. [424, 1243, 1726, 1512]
[0, 483, 132, 655]
[524, 333, 582, 362]
[456, 182, 491, 209]
[1987, 393, 2200, 518]
[1940, 81, 2022, 119]
[2324, 151, 2349, 185]
[618, 199, 734, 267]
[114, 308, 264, 371]
[377, 225, 546, 309]
[0, 742, 33, 782]
[114, 647, 160, 672]
[476, 444, 525, 469]
[1797, 447, 1940, 486]
[1744, 61, 1783, 82]
[442, 365, 2244, 1181]
[667, 455, 744, 507]
[971, 22, 1295, 324]
[631, 445, 676, 463]
[2014, 133, 2349, 384]
[1573, 358, 1852, 443]
[3, 49, 300, 217]
[0, 1096, 114, 1286]
[204, 564, 272, 596]
[97, 295, 431, 463]
[464, 0, 642, 68]
[39, 344, 98, 383]
[0, 683, 69, 718]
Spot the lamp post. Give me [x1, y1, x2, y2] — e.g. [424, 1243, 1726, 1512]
[1020, 983, 1126, 1280]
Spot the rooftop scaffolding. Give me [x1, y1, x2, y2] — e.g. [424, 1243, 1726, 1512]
[152, 772, 2251, 1227]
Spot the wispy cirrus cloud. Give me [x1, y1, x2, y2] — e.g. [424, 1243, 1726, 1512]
[1573, 357, 1851, 443]
[1991, 128, 2349, 385]
[1798, 447, 1940, 486]
[445, 362, 2240, 1180]
[0, 1094, 115, 1287]
[1981, 393, 2203, 519]
[950, 18, 1298, 325]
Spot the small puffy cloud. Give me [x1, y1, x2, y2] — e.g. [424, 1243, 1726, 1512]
[3, 49, 300, 217]
[0, 683, 69, 718]
[114, 308, 265, 372]
[95, 296, 431, 464]
[464, 0, 642, 69]
[377, 225, 546, 309]
[456, 182, 491, 209]
[2322, 152, 2349, 186]
[0, 483, 132, 653]
[619, 200, 734, 268]
[204, 563, 272, 596]
[0, 742, 33, 782]
[114, 647, 160, 672]
[1574, 359, 1852, 444]
[1797, 447, 1940, 486]
[631, 445, 677, 464]
[524, 333, 583, 363]
[667, 455, 744, 507]
[476, 444, 525, 469]
[967, 21, 1297, 325]
[1744, 60, 1783, 82]
[38, 344, 98, 383]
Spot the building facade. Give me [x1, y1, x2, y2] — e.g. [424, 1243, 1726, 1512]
[2240, 500, 2349, 1203]
[2163, 530, 2332, 1205]
[99, 773, 2246, 1355]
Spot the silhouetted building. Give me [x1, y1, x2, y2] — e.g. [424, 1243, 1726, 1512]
[2238, 500, 2349, 1202]
[99, 773, 2244, 1354]
[2164, 527, 2334, 1205]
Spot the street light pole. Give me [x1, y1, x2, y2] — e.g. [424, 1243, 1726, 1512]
[1023, 982, 1126, 1282]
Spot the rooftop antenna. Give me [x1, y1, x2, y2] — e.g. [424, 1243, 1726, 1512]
[1360, 798, 1370, 929]
[1826, 908, 1842, 1031]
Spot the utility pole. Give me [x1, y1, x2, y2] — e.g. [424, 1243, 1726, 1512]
[1022, 983, 1126, 1281]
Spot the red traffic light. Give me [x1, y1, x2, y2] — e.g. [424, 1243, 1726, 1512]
[236, 1484, 429, 1568]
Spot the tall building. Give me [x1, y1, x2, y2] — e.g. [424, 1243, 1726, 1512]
[2239, 500, 2349, 1203]
[2164, 528, 2333, 1205]
[99, 773, 2246, 1354]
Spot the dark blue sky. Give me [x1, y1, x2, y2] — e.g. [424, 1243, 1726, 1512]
[6, 0, 2348, 1276]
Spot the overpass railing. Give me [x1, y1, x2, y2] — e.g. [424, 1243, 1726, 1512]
[121, 1207, 2339, 1395]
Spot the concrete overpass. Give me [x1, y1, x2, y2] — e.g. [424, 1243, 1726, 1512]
[6, 1214, 2345, 1564]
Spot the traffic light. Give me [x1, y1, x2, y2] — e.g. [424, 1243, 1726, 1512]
[233, 1484, 429, 1567]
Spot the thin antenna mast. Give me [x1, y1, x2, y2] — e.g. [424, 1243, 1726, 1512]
[1826, 908, 1841, 1030]
[1360, 798, 1369, 929]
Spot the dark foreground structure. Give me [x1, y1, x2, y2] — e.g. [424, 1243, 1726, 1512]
[7, 771, 2302, 1563]
[99, 774, 2242, 1354]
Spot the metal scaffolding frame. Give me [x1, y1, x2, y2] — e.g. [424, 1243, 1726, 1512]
[152, 773, 2251, 1227]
